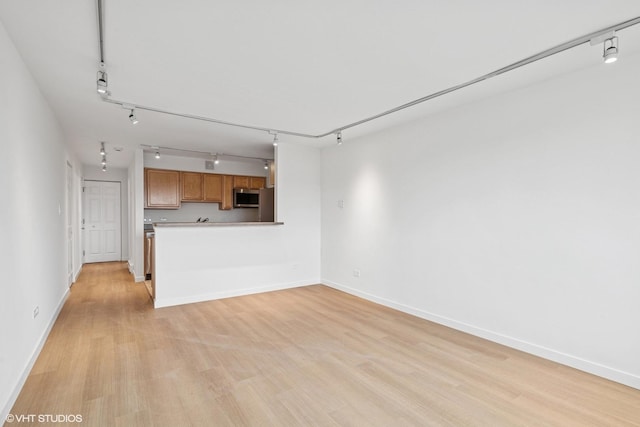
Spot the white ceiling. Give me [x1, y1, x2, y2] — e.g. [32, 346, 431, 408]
[1, 1, 640, 168]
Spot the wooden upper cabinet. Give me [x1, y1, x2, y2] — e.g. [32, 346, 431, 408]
[181, 172, 203, 201]
[145, 169, 180, 209]
[234, 175, 266, 189]
[233, 176, 250, 189]
[249, 176, 266, 190]
[203, 174, 223, 202]
[145, 169, 263, 210]
[220, 175, 234, 210]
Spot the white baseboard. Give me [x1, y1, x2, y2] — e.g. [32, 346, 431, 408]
[323, 279, 640, 391]
[72, 265, 83, 283]
[154, 279, 318, 309]
[127, 260, 146, 282]
[1, 289, 69, 422]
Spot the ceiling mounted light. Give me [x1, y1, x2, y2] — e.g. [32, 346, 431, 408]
[264, 161, 269, 170]
[214, 154, 220, 165]
[101, 155, 107, 166]
[96, 69, 108, 95]
[102, 164, 107, 172]
[272, 133, 279, 147]
[99, 141, 106, 156]
[336, 131, 343, 146]
[603, 36, 619, 64]
[155, 151, 161, 159]
[129, 109, 139, 125]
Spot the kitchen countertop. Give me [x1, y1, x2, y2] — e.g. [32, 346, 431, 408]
[152, 221, 284, 228]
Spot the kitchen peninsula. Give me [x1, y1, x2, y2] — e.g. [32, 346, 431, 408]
[143, 157, 295, 308]
[151, 220, 288, 308]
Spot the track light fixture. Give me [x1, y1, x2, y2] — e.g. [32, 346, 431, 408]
[129, 109, 139, 124]
[336, 131, 343, 146]
[99, 141, 106, 156]
[155, 151, 161, 159]
[264, 161, 269, 170]
[102, 164, 107, 172]
[101, 155, 107, 166]
[272, 133, 279, 147]
[214, 154, 220, 165]
[94, 9, 640, 144]
[603, 36, 619, 64]
[96, 69, 108, 95]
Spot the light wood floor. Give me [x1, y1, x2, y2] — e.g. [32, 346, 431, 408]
[8, 262, 640, 426]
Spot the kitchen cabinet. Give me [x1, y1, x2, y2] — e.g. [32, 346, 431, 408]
[181, 172, 203, 201]
[145, 169, 180, 209]
[233, 175, 250, 189]
[220, 175, 234, 210]
[145, 169, 264, 210]
[250, 176, 266, 190]
[233, 175, 266, 190]
[181, 172, 223, 203]
[203, 174, 223, 202]
[143, 234, 149, 279]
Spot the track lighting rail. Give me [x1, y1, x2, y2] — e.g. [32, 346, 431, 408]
[94, 1, 640, 141]
[96, 0, 106, 65]
[140, 144, 273, 162]
[102, 98, 316, 138]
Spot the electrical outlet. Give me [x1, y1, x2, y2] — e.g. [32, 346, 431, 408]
[353, 269, 361, 278]
[33, 306, 39, 319]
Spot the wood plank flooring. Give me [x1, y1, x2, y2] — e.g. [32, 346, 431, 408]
[8, 262, 640, 426]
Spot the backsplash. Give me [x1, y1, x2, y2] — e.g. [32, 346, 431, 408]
[144, 202, 258, 224]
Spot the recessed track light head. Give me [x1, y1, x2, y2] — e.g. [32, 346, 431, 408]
[129, 109, 139, 125]
[603, 36, 619, 64]
[96, 70, 108, 95]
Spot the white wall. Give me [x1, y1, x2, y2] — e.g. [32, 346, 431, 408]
[0, 21, 81, 418]
[321, 53, 640, 389]
[154, 143, 321, 307]
[129, 149, 145, 281]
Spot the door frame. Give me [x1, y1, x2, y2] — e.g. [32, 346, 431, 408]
[66, 161, 74, 286]
[82, 180, 123, 264]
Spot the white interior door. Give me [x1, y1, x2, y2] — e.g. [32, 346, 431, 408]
[83, 181, 121, 263]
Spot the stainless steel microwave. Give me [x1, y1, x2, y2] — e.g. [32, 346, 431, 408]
[233, 189, 260, 208]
